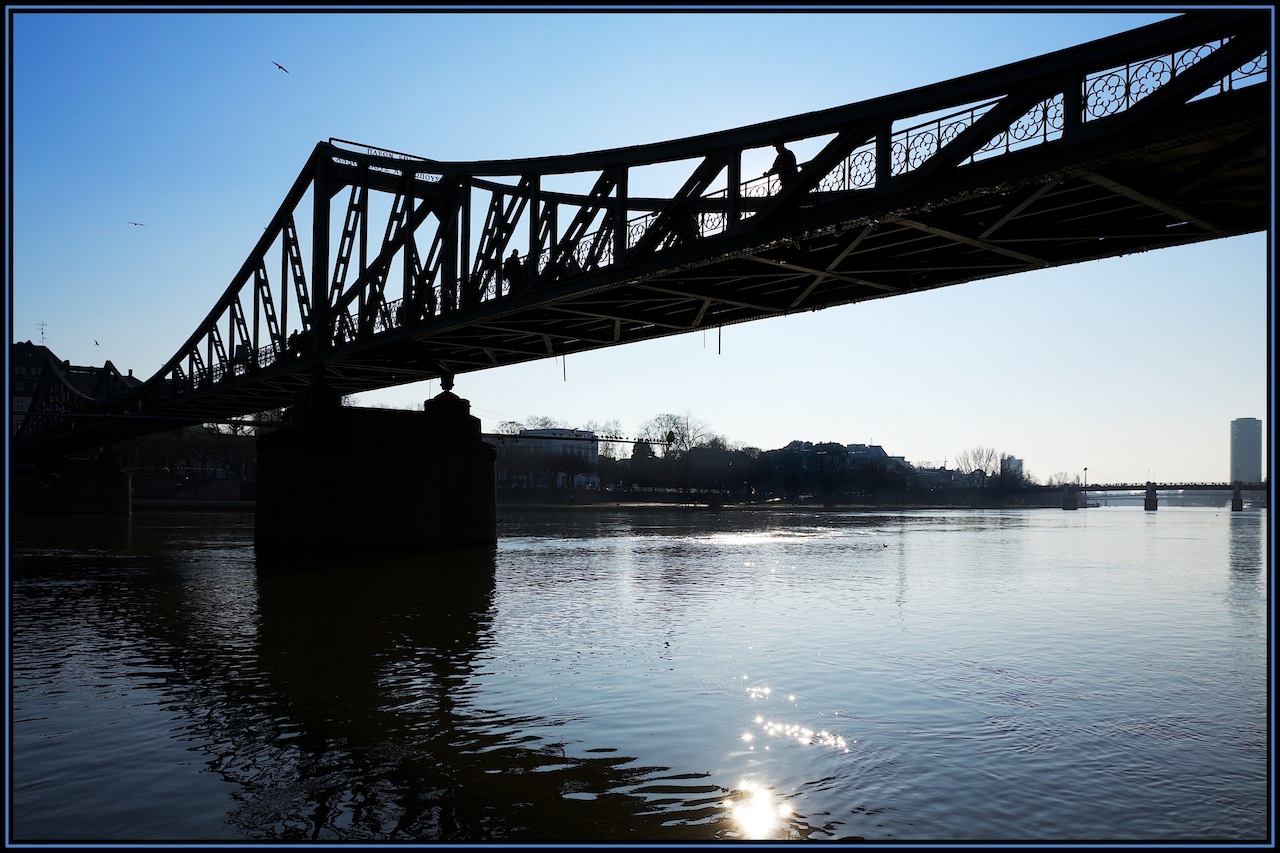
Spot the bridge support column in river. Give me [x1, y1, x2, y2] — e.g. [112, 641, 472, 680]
[1231, 481, 1244, 512]
[1144, 482, 1158, 511]
[1061, 485, 1080, 510]
[10, 452, 132, 514]
[254, 383, 497, 553]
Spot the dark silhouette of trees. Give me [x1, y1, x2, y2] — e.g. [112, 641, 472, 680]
[639, 412, 721, 495]
[585, 418, 625, 489]
[760, 442, 808, 501]
[624, 440, 659, 490]
[114, 424, 257, 484]
[811, 442, 849, 507]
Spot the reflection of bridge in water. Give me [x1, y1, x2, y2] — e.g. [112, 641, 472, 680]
[12, 12, 1269, 541]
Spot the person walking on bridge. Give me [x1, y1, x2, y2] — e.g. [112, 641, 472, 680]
[503, 249, 524, 296]
[766, 142, 798, 191]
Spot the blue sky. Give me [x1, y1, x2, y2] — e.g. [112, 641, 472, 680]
[8, 6, 1271, 485]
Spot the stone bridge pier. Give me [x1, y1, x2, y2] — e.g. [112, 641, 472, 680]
[255, 388, 497, 553]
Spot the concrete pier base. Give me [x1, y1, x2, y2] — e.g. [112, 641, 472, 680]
[1061, 485, 1079, 510]
[1231, 482, 1244, 512]
[10, 454, 132, 514]
[1144, 482, 1159, 511]
[255, 391, 497, 553]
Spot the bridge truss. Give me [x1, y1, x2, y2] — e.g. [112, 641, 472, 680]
[14, 11, 1269, 461]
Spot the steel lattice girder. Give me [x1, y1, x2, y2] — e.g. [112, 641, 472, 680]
[14, 11, 1269, 460]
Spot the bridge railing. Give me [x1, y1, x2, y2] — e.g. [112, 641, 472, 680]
[530, 33, 1268, 274]
[1084, 37, 1268, 119]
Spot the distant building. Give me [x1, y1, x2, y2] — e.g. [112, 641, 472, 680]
[10, 340, 141, 436]
[846, 443, 886, 462]
[10, 341, 54, 435]
[1229, 417, 1262, 483]
[1000, 455, 1024, 480]
[846, 443, 908, 469]
[488, 428, 600, 489]
[911, 464, 968, 490]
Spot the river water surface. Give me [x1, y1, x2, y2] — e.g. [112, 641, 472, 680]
[8, 506, 1270, 843]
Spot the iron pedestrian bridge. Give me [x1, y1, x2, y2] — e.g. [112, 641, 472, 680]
[1044, 480, 1268, 512]
[1034, 481, 1269, 494]
[14, 11, 1269, 463]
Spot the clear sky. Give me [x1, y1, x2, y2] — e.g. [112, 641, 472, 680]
[8, 6, 1271, 485]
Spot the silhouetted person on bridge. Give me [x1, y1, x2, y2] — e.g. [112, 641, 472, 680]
[676, 209, 699, 245]
[766, 142, 798, 190]
[503, 249, 524, 296]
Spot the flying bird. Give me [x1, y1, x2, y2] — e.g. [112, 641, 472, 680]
[273, 61, 289, 73]
[127, 221, 145, 226]
[94, 340, 99, 346]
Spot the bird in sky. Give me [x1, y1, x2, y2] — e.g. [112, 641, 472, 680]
[273, 61, 289, 73]
[127, 221, 145, 226]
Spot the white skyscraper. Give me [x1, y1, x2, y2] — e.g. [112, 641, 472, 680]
[1229, 418, 1262, 483]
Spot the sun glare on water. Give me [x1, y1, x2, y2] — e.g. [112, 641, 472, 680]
[725, 779, 793, 839]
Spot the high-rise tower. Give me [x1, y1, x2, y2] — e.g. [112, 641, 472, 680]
[1229, 418, 1262, 483]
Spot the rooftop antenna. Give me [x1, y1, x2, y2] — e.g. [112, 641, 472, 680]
[37, 321, 47, 345]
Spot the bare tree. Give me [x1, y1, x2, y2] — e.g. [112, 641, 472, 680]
[954, 446, 1000, 489]
[640, 412, 714, 458]
[524, 415, 566, 430]
[584, 418, 625, 461]
[639, 412, 727, 495]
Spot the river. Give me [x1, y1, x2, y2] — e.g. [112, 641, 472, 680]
[8, 505, 1269, 843]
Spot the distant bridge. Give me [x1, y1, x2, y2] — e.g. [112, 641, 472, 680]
[14, 11, 1269, 464]
[1081, 482, 1268, 492]
[1021, 480, 1269, 512]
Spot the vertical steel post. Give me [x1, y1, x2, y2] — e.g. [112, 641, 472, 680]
[876, 119, 893, 187]
[528, 174, 540, 287]
[614, 169, 628, 262]
[311, 157, 331, 351]
[279, 231, 289, 349]
[358, 179, 369, 333]
[253, 269, 260, 364]
[1063, 75, 1083, 137]
[442, 185, 458, 308]
[727, 150, 740, 233]
[461, 177, 472, 303]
